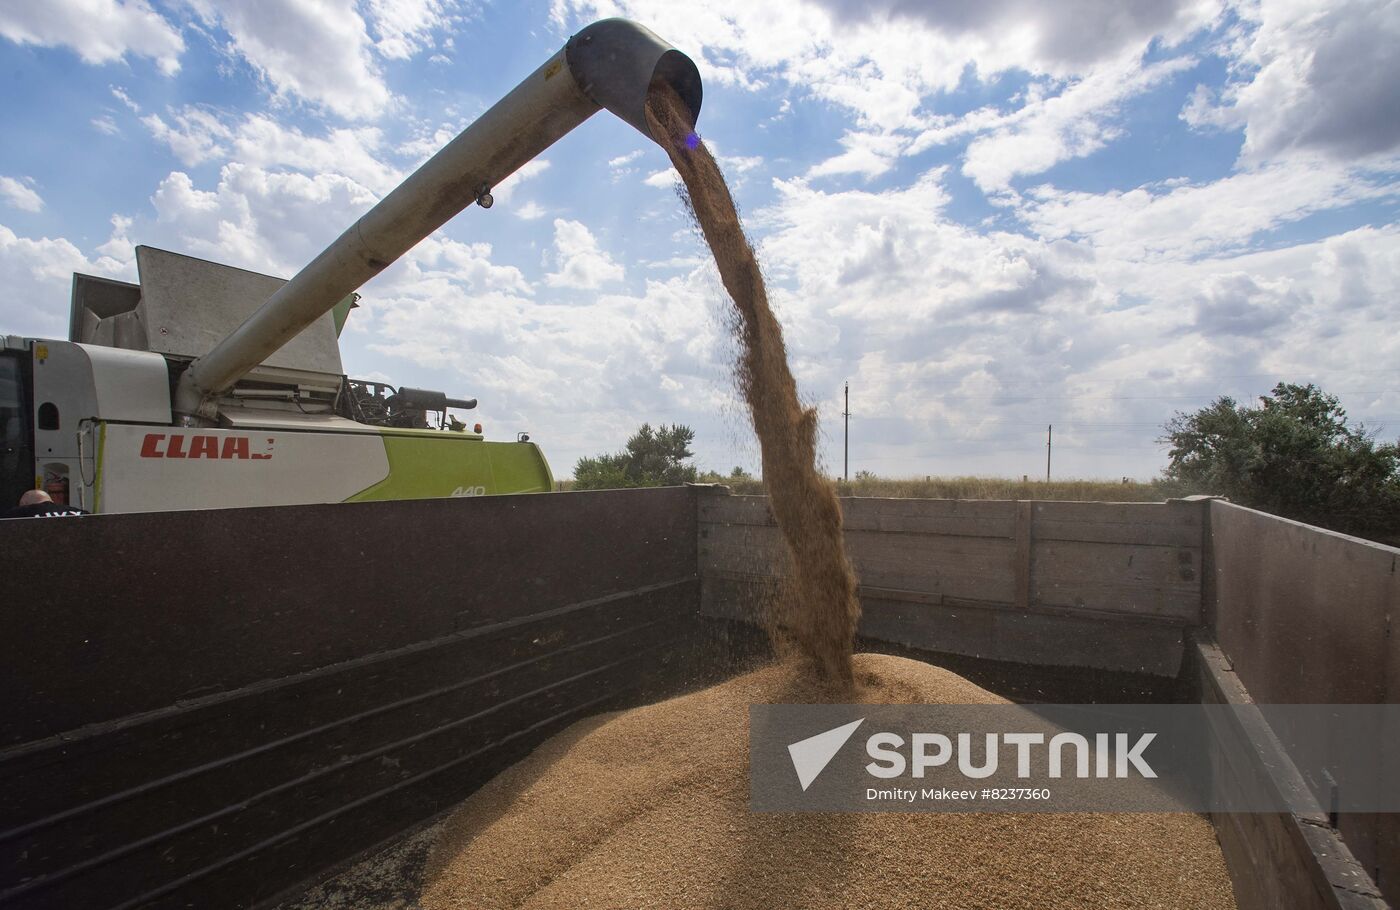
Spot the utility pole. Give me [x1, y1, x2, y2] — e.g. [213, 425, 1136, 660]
[842, 381, 851, 482]
[1046, 424, 1052, 482]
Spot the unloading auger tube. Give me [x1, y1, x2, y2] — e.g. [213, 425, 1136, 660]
[172, 19, 702, 422]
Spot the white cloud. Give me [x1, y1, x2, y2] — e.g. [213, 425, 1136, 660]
[396, 120, 469, 163]
[1185, 272, 1298, 336]
[708, 151, 765, 190]
[515, 201, 547, 220]
[365, 0, 461, 60]
[643, 168, 678, 189]
[362, 259, 727, 472]
[1021, 160, 1400, 262]
[491, 159, 551, 204]
[727, 169, 1114, 471]
[110, 159, 527, 298]
[608, 148, 648, 182]
[544, 218, 624, 289]
[557, 0, 1219, 192]
[945, 56, 1198, 194]
[608, 150, 644, 168]
[0, 0, 184, 74]
[1179, 83, 1237, 132]
[111, 85, 141, 112]
[141, 107, 400, 193]
[0, 224, 128, 336]
[378, 234, 533, 296]
[757, 169, 1085, 328]
[1189, 0, 1400, 164]
[807, 130, 907, 179]
[97, 214, 135, 262]
[811, 0, 1220, 74]
[229, 116, 397, 193]
[554, 0, 958, 132]
[728, 162, 1400, 477]
[142, 107, 231, 165]
[721, 154, 763, 174]
[146, 164, 379, 277]
[183, 0, 391, 120]
[644, 255, 705, 270]
[0, 177, 44, 213]
[92, 114, 121, 135]
[555, 0, 1218, 133]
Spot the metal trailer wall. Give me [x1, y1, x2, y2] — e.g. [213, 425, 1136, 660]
[5, 485, 1397, 910]
[0, 487, 702, 910]
[1194, 638, 1388, 910]
[1206, 500, 1400, 906]
[697, 489, 1205, 676]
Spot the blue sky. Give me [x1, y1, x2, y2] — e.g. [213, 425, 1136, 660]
[1, 0, 1397, 480]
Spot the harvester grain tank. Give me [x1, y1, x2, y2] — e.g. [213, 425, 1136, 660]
[0, 20, 702, 514]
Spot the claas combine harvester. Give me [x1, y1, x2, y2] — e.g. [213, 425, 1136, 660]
[1, 247, 552, 513]
[0, 19, 701, 515]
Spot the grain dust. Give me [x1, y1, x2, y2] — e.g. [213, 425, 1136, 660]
[644, 84, 860, 687]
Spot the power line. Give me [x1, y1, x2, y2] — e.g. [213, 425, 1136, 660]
[854, 390, 1400, 404]
[844, 414, 1400, 427]
[854, 447, 1171, 462]
[814, 365, 1400, 385]
[842, 380, 850, 482]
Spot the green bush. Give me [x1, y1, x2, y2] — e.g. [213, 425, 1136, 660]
[573, 423, 699, 490]
[1161, 382, 1400, 542]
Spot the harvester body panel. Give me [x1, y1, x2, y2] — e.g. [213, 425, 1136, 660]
[4, 334, 552, 514]
[92, 423, 550, 513]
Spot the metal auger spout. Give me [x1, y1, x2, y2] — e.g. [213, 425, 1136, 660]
[172, 19, 702, 422]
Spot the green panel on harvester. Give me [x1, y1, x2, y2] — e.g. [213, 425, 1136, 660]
[346, 429, 553, 501]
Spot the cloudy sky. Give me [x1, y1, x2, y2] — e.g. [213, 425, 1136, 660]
[1, 0, 1397, 480]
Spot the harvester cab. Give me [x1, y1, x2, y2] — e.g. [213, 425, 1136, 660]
[0, 18, 702, 515]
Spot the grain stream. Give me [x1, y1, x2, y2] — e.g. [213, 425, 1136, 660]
[644, 84, 860, 687]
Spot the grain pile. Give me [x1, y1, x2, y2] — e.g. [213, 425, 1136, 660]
[645, 84, 861, 687]
[421, 85, 1236, 910]
[421, 654, 1235, 909]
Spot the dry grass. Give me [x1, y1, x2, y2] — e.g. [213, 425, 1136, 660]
[557, 475, 1198, 502]
[827, 475, 1192, 502]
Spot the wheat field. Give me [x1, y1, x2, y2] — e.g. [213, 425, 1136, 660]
[558, 474, 1199, 501]
[730, 475, 1189, 501]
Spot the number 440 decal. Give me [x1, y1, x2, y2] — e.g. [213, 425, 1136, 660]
[451, 485, 487, 497]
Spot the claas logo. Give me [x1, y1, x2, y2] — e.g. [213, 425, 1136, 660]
[139, 433, 275, 460]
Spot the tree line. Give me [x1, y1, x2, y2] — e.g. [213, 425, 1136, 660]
[573, 383, 1400, 544]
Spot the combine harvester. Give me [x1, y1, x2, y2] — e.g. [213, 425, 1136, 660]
[0, 18, 696, 514]
[2, 250, 551, 512]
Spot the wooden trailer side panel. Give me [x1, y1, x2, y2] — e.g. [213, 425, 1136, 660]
[698, 492, 1204, 676]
